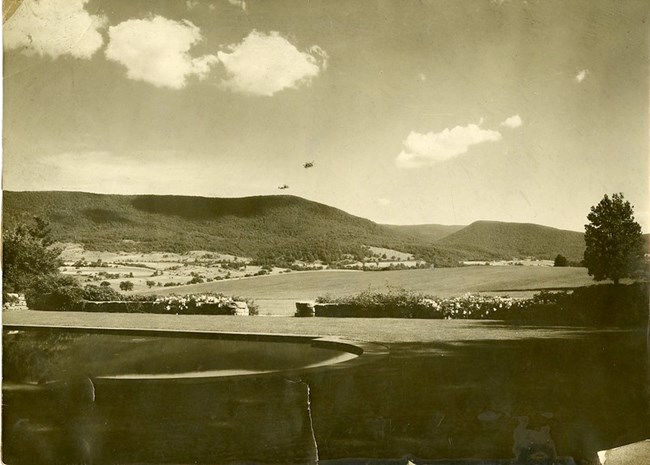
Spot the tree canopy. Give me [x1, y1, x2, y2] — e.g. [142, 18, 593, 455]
[3, 216, 62, 296]
[583, 193, 645, 284]
[553, 254, 568, 267]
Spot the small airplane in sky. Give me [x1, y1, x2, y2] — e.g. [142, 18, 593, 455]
[303, 161, 314, 168]
[278, 184, 289, 190]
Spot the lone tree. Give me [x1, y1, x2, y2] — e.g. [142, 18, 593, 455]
[553, 254, 568, 267]
[584, 193, 645, 284]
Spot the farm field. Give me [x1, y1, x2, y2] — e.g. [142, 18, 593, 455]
[56, 243, 425, 293]
[57, 244, 288, 292]
[135, 266, 597, 315]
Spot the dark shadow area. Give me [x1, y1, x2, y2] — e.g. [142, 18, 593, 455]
[496, 283, 648, 328]
[3, 328, 648, 464]
[308, 332, 649, 464]
[131, 194, 302, 219]
[476, 321, 648, 332]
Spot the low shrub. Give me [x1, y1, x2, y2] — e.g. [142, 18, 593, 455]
[71, 294, 254, 316]
[83, 284, 124, 301]
[25, 275, 84, 311]
[316, 288, 520, 319]
[504, 283, 649, 326]
[315, 283, 649, 327]
[24, 278, 256, 316]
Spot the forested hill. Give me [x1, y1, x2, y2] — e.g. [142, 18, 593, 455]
[437, 220, 586, 261]
[3, 191, 589, 264]
[2, 191, 465, 264]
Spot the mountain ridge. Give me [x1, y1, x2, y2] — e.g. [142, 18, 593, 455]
[3, 190, 588, 263]
[438, 220, 586, 261]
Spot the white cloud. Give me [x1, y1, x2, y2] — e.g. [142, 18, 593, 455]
[186, 0, 199, 9]
[395, 123, 502, 168]
[105, 16, 218, 89]
[575, 69, 589, 83]
[4, 0, 107, 59]
[500, 114, 523, 128]
[217, 31, 328, 96]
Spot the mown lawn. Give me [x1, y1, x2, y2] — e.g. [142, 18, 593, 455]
[3, 308, 617, 344]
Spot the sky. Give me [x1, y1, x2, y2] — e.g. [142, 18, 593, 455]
[2, 0, 648, 232]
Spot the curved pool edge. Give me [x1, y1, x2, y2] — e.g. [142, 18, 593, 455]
[2, 323, 389, 384]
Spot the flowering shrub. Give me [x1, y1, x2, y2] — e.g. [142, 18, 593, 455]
[146, 293, 257, 315]
[429, 293, 524, 320]
[314, 283, 648, 326]
[316, 288, 525, 319]
[56, 292, 258, 316]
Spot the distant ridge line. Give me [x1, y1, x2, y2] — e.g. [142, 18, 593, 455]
[3, 190, 587, 262]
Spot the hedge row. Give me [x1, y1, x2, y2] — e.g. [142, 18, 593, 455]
[70, 300, 249, 315]
[23, 276, 257, 315]
[313, 283, 649, 327]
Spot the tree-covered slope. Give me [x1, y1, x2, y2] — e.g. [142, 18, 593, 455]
[437, 220, 586, 261]
[3, 191, 465, 264]
[3, 191, 591, 264]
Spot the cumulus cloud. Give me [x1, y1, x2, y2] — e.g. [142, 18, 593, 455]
[4, 0, 107, 59]
[217, 31, 328, 96]
[105, 16, 218, 89]
[186, 0, 199, 9]
[575, 69, 589, 83]
[500, 114, 523, 128]
[395, 123, 502, 168]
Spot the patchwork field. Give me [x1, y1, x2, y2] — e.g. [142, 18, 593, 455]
[54, 242, 600, 316]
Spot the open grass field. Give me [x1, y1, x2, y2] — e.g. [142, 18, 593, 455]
[138, 266, 595, 299]
[133, 266, 597, 315]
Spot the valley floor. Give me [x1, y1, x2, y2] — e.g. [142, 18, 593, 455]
[134, 266, 597, 315]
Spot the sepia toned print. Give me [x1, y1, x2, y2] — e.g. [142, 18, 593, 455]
[2, 1, 649, 464]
